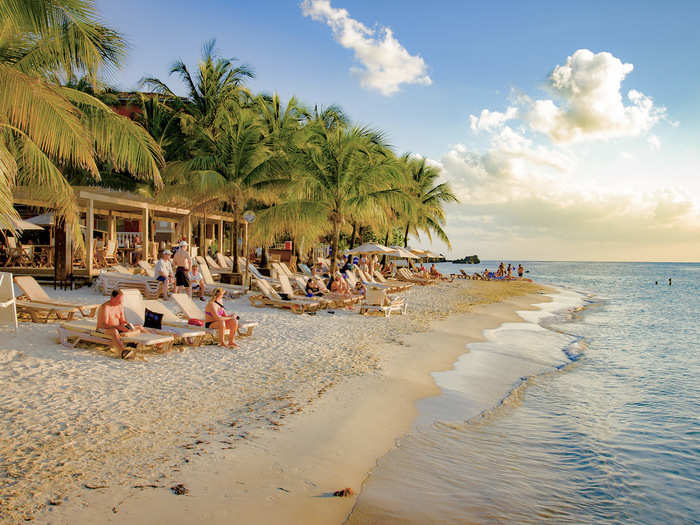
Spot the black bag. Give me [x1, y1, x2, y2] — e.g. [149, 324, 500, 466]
[144, 308, 163, 330]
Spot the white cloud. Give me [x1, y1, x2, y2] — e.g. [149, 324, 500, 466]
[437, 142, 700, 249]
[469, 107, 518, 133]
[527, 49, 666, 142]
[647, 134, 661, 151]
[301, 0, 432, 96]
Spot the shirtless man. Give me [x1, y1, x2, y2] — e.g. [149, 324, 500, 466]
[96, 290, 149, 359]
[172, 241, 192, 294]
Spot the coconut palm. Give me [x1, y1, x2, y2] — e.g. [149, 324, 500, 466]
[256, 123, 410, 274]
[141, 39, 254, 136]
[399, 155, 458, 249]
[158, 106, 272, 269]
[0, 0, 163, 239]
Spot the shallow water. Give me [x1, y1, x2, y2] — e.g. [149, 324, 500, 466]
[348, 262, 700, 524]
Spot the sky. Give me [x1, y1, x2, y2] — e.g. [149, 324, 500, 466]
[96, 0, 700, 261]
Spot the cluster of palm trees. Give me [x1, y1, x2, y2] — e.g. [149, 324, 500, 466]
[0, 0, 457, 273]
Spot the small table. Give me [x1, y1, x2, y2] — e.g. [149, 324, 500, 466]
[219, 272, 241, 285]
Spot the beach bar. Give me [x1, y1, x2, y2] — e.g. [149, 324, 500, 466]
[9, 187, 241, 284]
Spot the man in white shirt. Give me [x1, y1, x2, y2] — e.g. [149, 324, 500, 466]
[187, 263, 206, 300]
[153, 250, 174, 299]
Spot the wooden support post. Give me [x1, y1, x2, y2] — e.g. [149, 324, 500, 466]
[218, 219, 224, 254]
[186, 215, 192, 253]
[87, 199, 94, 276]
[142, 207, 149, 262]
[199, 217, 205, 255]
[107, 211, 116, 243]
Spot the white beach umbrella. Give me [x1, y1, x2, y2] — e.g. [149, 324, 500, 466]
[346, 242, 394, 255]
[26, 213, 54, 226]
[1, 217, 44, 231]
[389, 246, 419, 259]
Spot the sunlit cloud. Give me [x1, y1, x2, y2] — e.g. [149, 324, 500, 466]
[526, 49, 666, 143]
[301, 0, 432, 96]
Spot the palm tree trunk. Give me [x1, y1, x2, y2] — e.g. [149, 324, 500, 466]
[381, 231, 390, 267]
[330, 220, 341, 275]
[349, 222, 357, 249]
[403, 223, 410, 248]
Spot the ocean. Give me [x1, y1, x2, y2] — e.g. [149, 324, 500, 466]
[348, 261, 700, 524]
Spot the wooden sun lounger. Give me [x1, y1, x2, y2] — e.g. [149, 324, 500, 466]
[120, 289, 207, 346]
[397, 268, 432, 285]
[16, 301, 78, 323]
[359, 288, 407, 317]
[96, 271, 162, 299]
[14, 275, 100, 317]
[57, 320, 175, 357]
[198, 261, 244, 298]
[248, 279, 322, 314]
[137, 260, 155, 277]
[216, 252, 232, 270]
[272, 267, 332, 309]
[293, 275, 357, 309]
[169, 293, 258, 337]
[372, 270, 413, 292]
[355, 268, 407, 294]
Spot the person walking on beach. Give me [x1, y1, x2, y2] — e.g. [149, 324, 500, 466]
[96, 290, 150, 359]
[172, 241, 191, 294]
[518, 264, 524, 278]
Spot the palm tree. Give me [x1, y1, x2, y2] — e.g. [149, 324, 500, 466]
[257, 123, 409, 274]
[399, 155, 458, 249]
[141, 39, 254, 135]
[0, 0, 163, 239]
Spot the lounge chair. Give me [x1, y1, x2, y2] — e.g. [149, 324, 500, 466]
[298, 263, 313, 277]
[272, 267, 332, 309]
[0, 272, 18, 333]
[359, 288, 407, 317]
[57, 320, 174, 357]
[245, 260, 279, 286]
[198, 261, 244, 298]
[372, 270, 413, 292]
[110, 264, 133, 275]
[205, 254, 222, 270]
[14, 275, 99, 317]
[293, 275, 357, 309]
[170, 293, 257, 337]
[104, 239, 120, 266]
[195, 255, 224, 276]
[216, 252, 231, 270]
[248, 278, 323, 314]
[16, 301, 79, 323]
[137, 260, 155, 277]
[397, 268, 432, 285]
[95, 271, 162, 299]
[120, 289, 207, 346]
[355, 268, 409, 294]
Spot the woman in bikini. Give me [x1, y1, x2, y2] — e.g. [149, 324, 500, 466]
[205, 288, 239, 348]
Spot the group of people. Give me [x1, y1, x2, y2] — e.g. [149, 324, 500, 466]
[481, 262, 525, 280]
[152, 241, 206, 300]
[96, 285, 240, 358]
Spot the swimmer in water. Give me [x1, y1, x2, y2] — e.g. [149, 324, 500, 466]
[669, 278, 672, 286]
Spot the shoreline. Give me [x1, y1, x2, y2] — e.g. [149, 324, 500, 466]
[33, 283, 554, 525]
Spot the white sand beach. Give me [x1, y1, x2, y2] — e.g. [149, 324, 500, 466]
[0, 279, 549, 524]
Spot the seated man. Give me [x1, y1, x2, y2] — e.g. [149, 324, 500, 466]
[429, 263, 444, 279]
[96, 290, 149, 359]
[153, 250, 174, 299]
[188, 263, 206, 301]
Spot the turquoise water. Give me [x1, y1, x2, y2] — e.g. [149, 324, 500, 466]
[348, 262, 700, 524]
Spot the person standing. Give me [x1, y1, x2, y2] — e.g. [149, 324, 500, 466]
[518, 264, 524, 278]
[172, 240, 192, 294]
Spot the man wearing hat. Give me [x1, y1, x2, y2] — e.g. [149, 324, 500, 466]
[172, 240, 192, 294]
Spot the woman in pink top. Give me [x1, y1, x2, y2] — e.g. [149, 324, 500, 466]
[205, 288, 239, 348]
